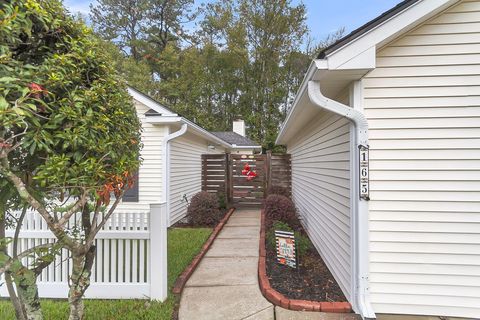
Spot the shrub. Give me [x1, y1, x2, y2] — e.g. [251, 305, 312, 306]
[264, 194, 300, 230]
[266, 221, 311, 258]
[267, 186, 290, 198]
[187, 192, 223, 227]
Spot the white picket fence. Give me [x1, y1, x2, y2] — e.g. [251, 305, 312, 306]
[0, 203, 167, 301]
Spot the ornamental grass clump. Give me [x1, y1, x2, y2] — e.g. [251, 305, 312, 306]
[264, 194, 300, 230]
[187, 192, 223, 227]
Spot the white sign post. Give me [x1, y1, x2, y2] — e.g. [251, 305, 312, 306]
[359, 145, 370, 200]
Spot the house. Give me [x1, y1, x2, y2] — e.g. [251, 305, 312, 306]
[118, 87, 260, 225]
[211, 119, 262, 154]
[275, 0, 480, 319]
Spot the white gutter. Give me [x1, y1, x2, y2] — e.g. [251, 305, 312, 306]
[307, 81, 368, 145]
[162, 124, 188, 226]
[307, 80, 375, 320]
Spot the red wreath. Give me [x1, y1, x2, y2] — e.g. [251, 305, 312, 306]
[241, 163, 257, 181]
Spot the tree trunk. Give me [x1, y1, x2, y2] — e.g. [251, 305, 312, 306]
[5, 272, 27, 320]
[68, 247, 96, 320]
[9, 261, 43, 320]
[0, 208, 28, 320]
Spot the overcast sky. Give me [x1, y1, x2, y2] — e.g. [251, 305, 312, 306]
[65, 0, 402, 42]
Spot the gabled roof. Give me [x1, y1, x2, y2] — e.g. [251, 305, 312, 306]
[318, 0, 420, 59]
[127, 86, 177, 116]
[127, 86, 232, 149]
[211, 132, 261, 148]
[276, 0, 459, 145]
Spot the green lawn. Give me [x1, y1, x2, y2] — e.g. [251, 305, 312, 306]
[0, 228, 212, 320]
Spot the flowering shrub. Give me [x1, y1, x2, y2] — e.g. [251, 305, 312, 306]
[187, 192, 223, 227]
[264, 194, 300, 230]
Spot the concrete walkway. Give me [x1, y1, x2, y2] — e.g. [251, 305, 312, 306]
[178, 209, 461, 320]
[179, 209, 274, 320]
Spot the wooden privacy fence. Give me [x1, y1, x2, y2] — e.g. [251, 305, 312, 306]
[268, 153, 292, 198]
[201, 152, 291, 207]
[201, 154, 229, 194]
[0, 203, 168, 301]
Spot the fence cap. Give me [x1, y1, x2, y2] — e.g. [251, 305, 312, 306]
[150, 202, 167, 208]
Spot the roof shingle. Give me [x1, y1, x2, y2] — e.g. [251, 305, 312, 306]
[210, 132, 260, 147]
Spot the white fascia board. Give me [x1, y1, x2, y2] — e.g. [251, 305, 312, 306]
[127, 87, 178, 116]
[326, 0, 459, 70]
[146, 115, 232, 148]
[144, 116, 182, 124]
[140, 110, 230, 149]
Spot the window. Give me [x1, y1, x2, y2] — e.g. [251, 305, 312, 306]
[123, 171, 139, 202]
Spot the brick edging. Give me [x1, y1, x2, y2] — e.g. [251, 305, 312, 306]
[258, 209, 352, 313]
[172, 207, 236, 295]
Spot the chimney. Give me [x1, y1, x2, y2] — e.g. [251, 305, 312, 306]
[232, 119, 245, 137]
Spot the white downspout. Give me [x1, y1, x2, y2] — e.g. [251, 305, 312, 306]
[162, 124, 188, 226]
[307, 81, 376, 320]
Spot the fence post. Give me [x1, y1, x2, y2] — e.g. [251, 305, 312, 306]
[225, 153, 231, 205]
[149, 203, 168, 301]
[266, 151, 272, 196]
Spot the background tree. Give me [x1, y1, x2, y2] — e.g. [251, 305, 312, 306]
[89, 0, 343, 149]
[90, 0, 150, 60]
[0, 1, 141, 319]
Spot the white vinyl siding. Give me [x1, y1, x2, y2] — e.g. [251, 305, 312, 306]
[116, 101, 166, 212]
[287, 110, 352, 302]
[169, 133, 224, 225]
[363, 1, 480, 317]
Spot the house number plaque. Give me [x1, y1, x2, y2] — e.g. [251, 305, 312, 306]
[359, 145, 370, 200]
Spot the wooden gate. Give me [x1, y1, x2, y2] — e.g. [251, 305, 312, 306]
[201, 153, 291, 208]
[230, 154, 267, 207]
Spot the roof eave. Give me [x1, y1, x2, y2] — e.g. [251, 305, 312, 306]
[231, 145, 263, 149]
[320, 0, 459, 70]
[276, 0, 460, 146]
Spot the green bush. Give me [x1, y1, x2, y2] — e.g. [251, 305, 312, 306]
[266, 221, 311, 258]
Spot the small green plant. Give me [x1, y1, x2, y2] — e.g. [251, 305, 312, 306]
[217, 192, 227, 210]
[266, 221, 311, 258]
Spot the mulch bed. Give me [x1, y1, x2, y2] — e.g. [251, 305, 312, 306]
[171, 208, 230, 228]
[264, 211, 346, 302]
[265, 244, 346, 302]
